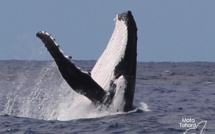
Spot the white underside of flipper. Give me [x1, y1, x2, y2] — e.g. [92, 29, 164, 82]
[91, 16, 128, 92]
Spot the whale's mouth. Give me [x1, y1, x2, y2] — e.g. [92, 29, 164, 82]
[36, 11, 137, 112]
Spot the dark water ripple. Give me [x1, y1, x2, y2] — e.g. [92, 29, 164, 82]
[0, 60, 215, 134]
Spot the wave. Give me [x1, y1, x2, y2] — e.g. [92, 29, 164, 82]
[0, 61, 150, 121]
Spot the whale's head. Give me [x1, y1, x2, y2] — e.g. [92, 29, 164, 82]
[91, 11, 137, 111]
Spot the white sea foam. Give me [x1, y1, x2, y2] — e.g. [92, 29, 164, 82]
[56, 76, 127, 120]
[0, 60, 149, 121]
[139, 102, 151, 112]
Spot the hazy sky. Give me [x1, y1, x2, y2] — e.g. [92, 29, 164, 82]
[0, 1, 214, 62]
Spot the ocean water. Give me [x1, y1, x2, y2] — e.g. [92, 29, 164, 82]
[0, 60, 214, 134]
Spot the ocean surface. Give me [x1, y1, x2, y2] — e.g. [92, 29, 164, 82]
[0, 60, 214, 134]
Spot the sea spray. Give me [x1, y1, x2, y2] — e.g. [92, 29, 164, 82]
[0, 61, 149, 121]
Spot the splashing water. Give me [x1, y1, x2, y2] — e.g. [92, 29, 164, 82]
[0, 61, 148, 121]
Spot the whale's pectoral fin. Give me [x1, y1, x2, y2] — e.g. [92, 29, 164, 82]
[36, 31, 107, 105]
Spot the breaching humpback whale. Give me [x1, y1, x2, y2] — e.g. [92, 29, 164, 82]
[36, 11, 137, 112]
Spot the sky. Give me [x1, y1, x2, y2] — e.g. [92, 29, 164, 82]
[0, 0, 215, 62]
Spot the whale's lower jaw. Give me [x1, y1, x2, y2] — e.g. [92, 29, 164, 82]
[36, 11, 137, 112]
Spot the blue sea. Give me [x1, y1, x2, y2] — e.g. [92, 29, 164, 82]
[0, 60, 214, 134]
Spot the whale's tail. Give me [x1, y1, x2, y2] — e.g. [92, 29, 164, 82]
[36, 11, 137, 111]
